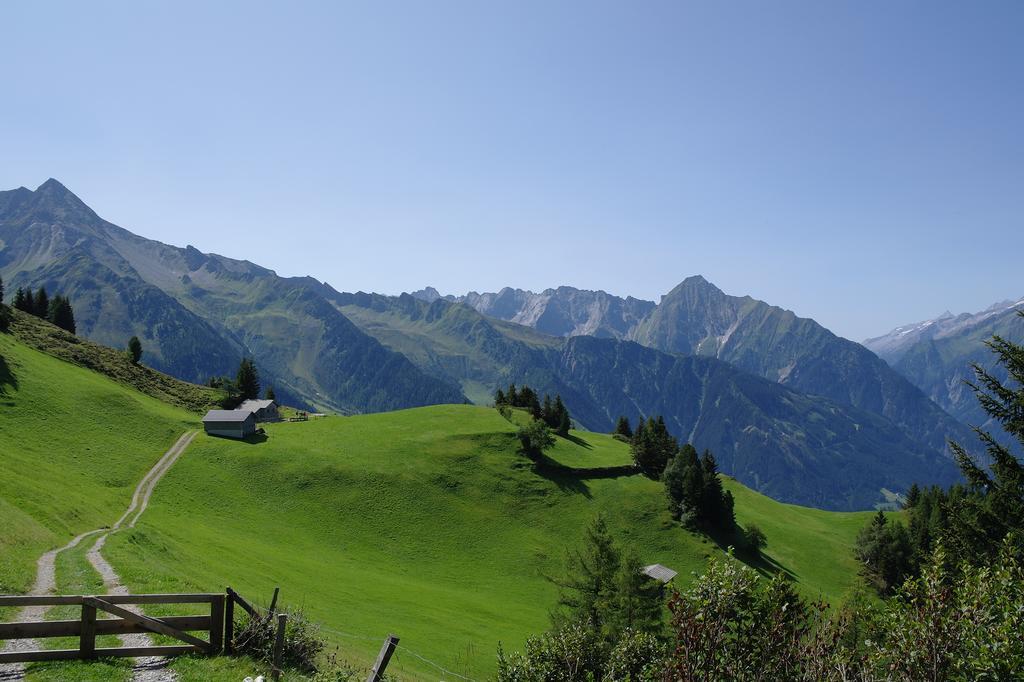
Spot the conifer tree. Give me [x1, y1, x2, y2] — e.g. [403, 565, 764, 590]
[32, 287, 49, 319]
[552, 514, 621, 633]
[48, 295, 76, 334]
[0, 275, 4, 305]
[127, 336, 143, 364]
[12, 288, 28, 312]
[494, 387, 506, 406]
[614, 416, 633, 439]
[265, 386, 276, 401]
[236, 358, 261, 401]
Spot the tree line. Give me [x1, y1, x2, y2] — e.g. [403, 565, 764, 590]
[496, 383, 572, 436]
[615, 414, 766, 555]
[854, 311, 1024, 597]
[207, 357, 276, 408]
[5, 282, 76, 334]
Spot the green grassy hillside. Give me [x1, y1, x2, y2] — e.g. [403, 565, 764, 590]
[2, 322, 880, 680]
[0, 323, 198, 595]
[103, 406, 879, 680]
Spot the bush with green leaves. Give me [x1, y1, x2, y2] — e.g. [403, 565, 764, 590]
[517, 418, 556, 456]
[232, 606, 325, 675]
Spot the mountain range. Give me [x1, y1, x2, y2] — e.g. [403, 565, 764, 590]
[0, 179, 979, 509]
[864, 298, 1024, 433]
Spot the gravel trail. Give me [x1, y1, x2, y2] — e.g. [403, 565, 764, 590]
[0, 431, 197, 682]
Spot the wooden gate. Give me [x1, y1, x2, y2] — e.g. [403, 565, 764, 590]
[0, 593, 225, 663]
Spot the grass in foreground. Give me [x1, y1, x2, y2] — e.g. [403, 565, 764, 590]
[104, 405, 877, 681]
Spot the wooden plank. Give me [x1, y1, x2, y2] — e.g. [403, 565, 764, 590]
[0, 595, 83, 607]
[366, 634, 400, 682]
[209, 594, 225, 654]
[95, 645, 202, 658]
[0, 648, 81, 664]
[231, 590, 259, 618]
[80, 602, 97, 659]
[272, 613, 288, 681]
[224, 590, 235, 655]
[0, 615, 211, 639]
[0, 593, 218, 607]
[0, 645, 203, 664]
[86, 597, 211, 651]
[101, 593, 219, 605]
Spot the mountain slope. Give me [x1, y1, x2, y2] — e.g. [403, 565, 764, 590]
[328, 292, 960, 509]
[443, 277, 970, 458]
[629, 276, 970, 456]
[865, 299, 1024, 430]
[435, 285, 656, 339]
[0, 180, 465, 413]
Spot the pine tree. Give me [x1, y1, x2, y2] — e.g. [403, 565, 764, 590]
[507, 383, 519, 406]
[700, 450, 731, 528]
[12, 288, 29, 312]
[904, 483, 921, 509]
[494, 388, 507, 406]
[614, 416, 633, 439]
[542, 394, 554, 426]
[663, 447, 688, 519]
[553, 396, 570, 435]
[127, 336, 143, 364]
[552, 514, 621, 633]
[609, 550, 664, 638]
[32, 287, 49, 319]
[0, 275, 4, 305]
[48, 295, 76, 334]
[265, 386, 276, 401]
[236, 358, 261, 401]
[946, 312, 1024, 564]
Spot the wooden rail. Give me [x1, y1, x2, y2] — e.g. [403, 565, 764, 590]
[0, 593, 224, 664]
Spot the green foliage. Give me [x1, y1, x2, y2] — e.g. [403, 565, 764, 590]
[0, 304, 10, 333]
[232, 605, 325, 675]
[613, 416, 632, 439]
[496, 620, 606, 682]
[265, 385, 276, 400]
[742, 524, 767, 558]
[11, 287, 29, 313]
[127, 336, 143, 364]
[32, 286, 49, 319]
[630, 416, 677, 478]
[46, 294, 76, 334]
[664, 444, 737, 538]
[505, 516, 666, 681]
[497, 382, 572, 434]
[236, 357, 261, 401]
[0, 274, 4, 304]
[518, 418, 556, 456]
[856, 318, 1024, 595]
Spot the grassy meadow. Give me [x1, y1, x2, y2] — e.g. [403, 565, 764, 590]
[2, 323, 881, 680]
[104, 406, 879, 680]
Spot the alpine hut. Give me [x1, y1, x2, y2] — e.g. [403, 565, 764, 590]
[202, 409, 257, 439]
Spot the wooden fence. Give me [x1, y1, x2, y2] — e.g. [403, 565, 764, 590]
[0, 593, 224, 663]
[1, 588, 398, 681]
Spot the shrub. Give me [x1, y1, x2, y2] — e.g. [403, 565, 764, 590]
[232, 606, 324, 675]
[517, 419, 555, 456]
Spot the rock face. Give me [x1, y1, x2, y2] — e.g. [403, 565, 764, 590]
[452, 286, 656, 339]
[865, 299, 1024, 431]
[0, 180, 465, 413]
[442, 276, 969, 458]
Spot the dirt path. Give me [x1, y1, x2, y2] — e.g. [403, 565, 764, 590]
[0, 431, 197, 682]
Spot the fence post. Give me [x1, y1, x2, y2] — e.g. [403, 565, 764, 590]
[209, 593, 225, 654]
[268, 586, 280, 615]
[271, 612, 287, 681]
[224, 588, 236, 655]
[366, 634, 399, 682]
[80, 600, 97, 660]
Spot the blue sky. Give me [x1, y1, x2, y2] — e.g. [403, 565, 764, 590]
[1, 1, 1021, 341]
